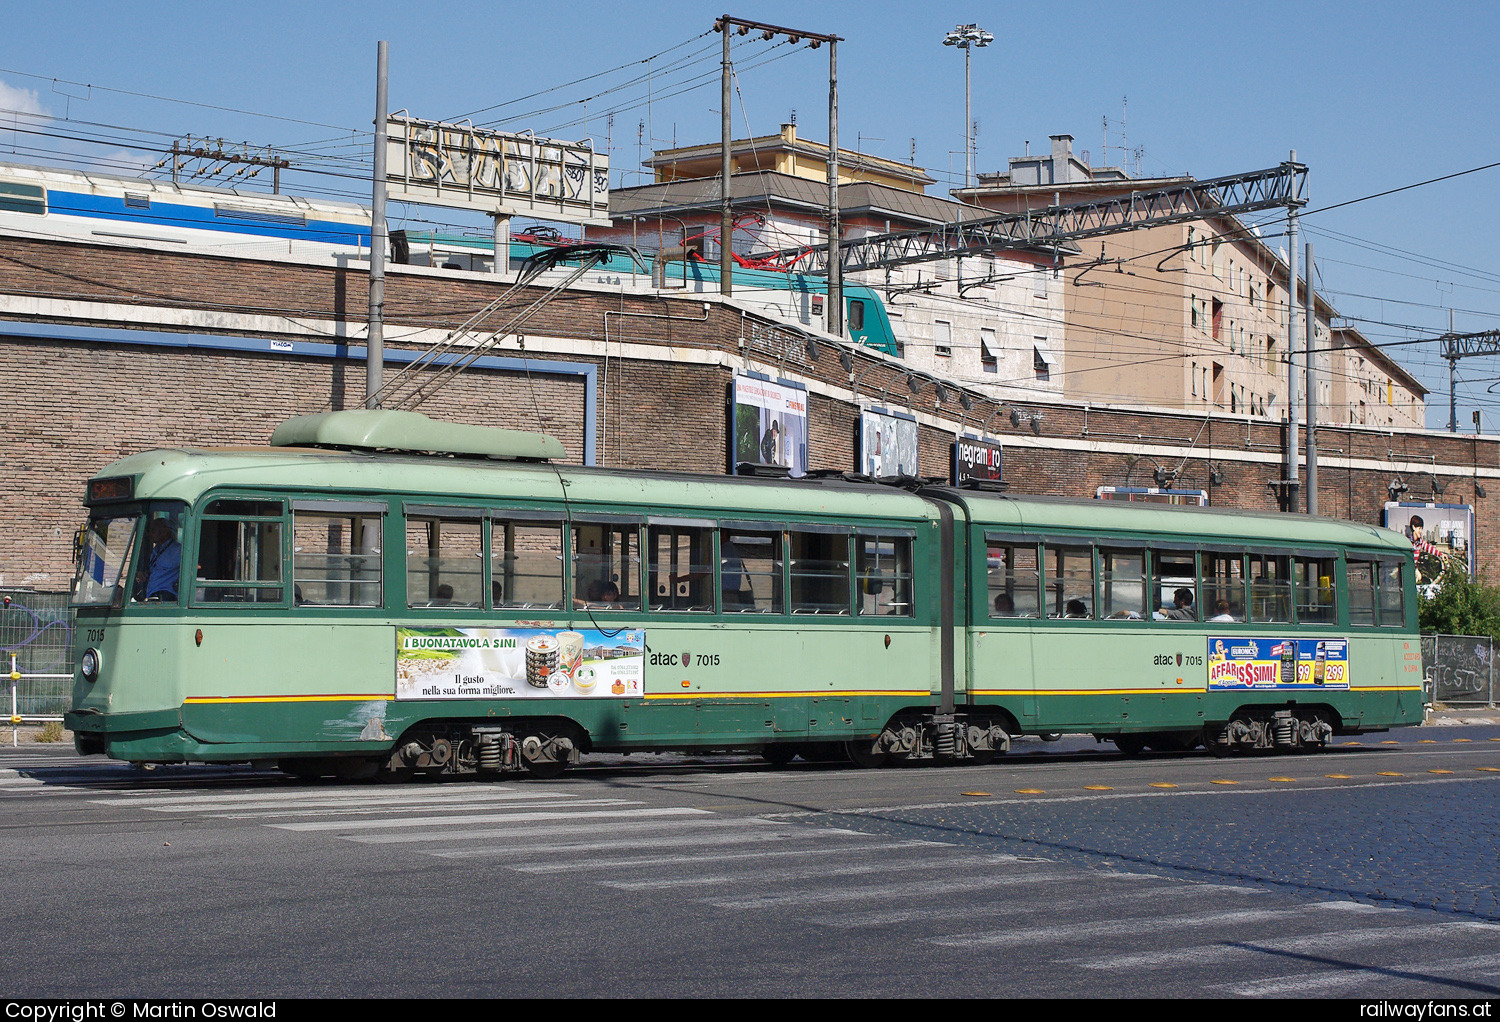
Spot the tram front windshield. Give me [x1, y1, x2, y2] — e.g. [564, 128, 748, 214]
[73, 513, 140, 607]
[72, 504, 186, 608]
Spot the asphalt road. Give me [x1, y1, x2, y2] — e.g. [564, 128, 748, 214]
[1, 723, 1497, 999]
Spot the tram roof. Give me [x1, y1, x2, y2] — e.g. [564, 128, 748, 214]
[88, 444, 943, 524]
[90, 443, 1410, 553]
[941, 487, 1411, 553]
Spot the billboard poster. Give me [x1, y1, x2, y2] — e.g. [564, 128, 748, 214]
[1096, 486, 1209, 507]
[1207, 637, 1350, 690]
[859, 408, 919, 478]
[396, 627, 645, 700]
[731, 374, 807, 477]
[952, 436, 1003, 484]
[1383, 502, 1474, 584]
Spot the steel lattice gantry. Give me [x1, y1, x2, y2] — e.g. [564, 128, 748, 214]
[1438, 329, 1500, 431]
[778, 161, 1307, 274]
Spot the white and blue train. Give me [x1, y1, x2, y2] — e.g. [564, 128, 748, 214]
[0, 159, 903, 355]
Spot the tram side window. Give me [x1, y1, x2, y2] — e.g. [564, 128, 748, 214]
[1347, 561, 1377, 625]
[1295, 556, 1337, 624]
[1248, 553, 1292, 624]
[132, 508, 186, 604]
[720, 529, 782, 614]
[572, 522, 641, 610]
[987, 540, 1040, 618]
[1044, 544, 1094, 619]
[1153, 551, 1199, 621]
[789, 531, 851, 614]
[1350, 558, 1406, 627]
[1202, 551, 1247, 623]
[647, 525, 714, 612]
[490, 518, 564, 610]
[406, 516, 482, 608]
[1099, 548, 1147, 620]
[855, 534, 913, 617]
[292, 511, 383, 607]
[195, 499, 284, 604]
[1376, 560, 1406, 626]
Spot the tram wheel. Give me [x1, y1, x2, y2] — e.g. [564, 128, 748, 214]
[524, 757, 568, 779]
[1113, 734, 1148, 757]
[843, 740, 889, 768]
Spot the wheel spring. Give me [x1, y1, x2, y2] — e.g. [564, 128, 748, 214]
[934, 721, 957, 758]
[478, 735, 506, 771]
[1274, 716, 1296, 747]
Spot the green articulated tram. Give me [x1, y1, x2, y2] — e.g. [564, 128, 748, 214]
[65, 410, 1424, 779]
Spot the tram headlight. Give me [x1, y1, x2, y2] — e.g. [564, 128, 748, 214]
[80, 647, 100, 683]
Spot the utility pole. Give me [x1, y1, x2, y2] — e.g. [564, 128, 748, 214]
[720, 21, 732, 296]
[713, 17, 842, 318]
[1448, 309, 1458, 432]
[1285, 168, 1300, 510]
[367, 41, 388, 409]
[827, 34, 842, 337]
[1305, 242, 1318, 516]
[1278, 149, 1307, 513]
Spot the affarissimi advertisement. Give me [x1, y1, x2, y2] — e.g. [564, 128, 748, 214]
[396, 627, 645, 700]
[1207, 637, 1350, 690]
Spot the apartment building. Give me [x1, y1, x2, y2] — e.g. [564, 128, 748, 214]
[586, 123, 1066, 401]
[955, 134, 1425, 427]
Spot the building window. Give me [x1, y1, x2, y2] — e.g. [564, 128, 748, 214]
[934, 320, 952, 357]
[980, 328, 998, 374]
[1033, 339, 1055, 381]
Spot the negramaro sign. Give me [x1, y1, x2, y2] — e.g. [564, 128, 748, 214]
[385, 115, 610, 224]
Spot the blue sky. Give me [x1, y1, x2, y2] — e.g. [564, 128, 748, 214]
[4, 0, 1499, 429]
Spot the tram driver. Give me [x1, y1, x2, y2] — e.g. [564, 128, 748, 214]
[135, 517, 181, 602]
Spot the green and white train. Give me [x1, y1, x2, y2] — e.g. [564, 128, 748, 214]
[65, 410, 1423, 778]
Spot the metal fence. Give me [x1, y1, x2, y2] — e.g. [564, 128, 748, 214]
[1422, 633, 1498, 708]
[1, 589, 74, 717]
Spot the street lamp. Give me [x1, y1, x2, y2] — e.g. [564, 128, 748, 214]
[943, 23, 992, 189]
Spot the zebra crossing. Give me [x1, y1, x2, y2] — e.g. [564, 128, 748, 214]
[63, 780, 1500, 995]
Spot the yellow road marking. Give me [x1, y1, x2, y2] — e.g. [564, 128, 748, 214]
[1211, 780, 1238, 785]
[1148, 782, 1177, 788]
[1377, 771, 1403, 777]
